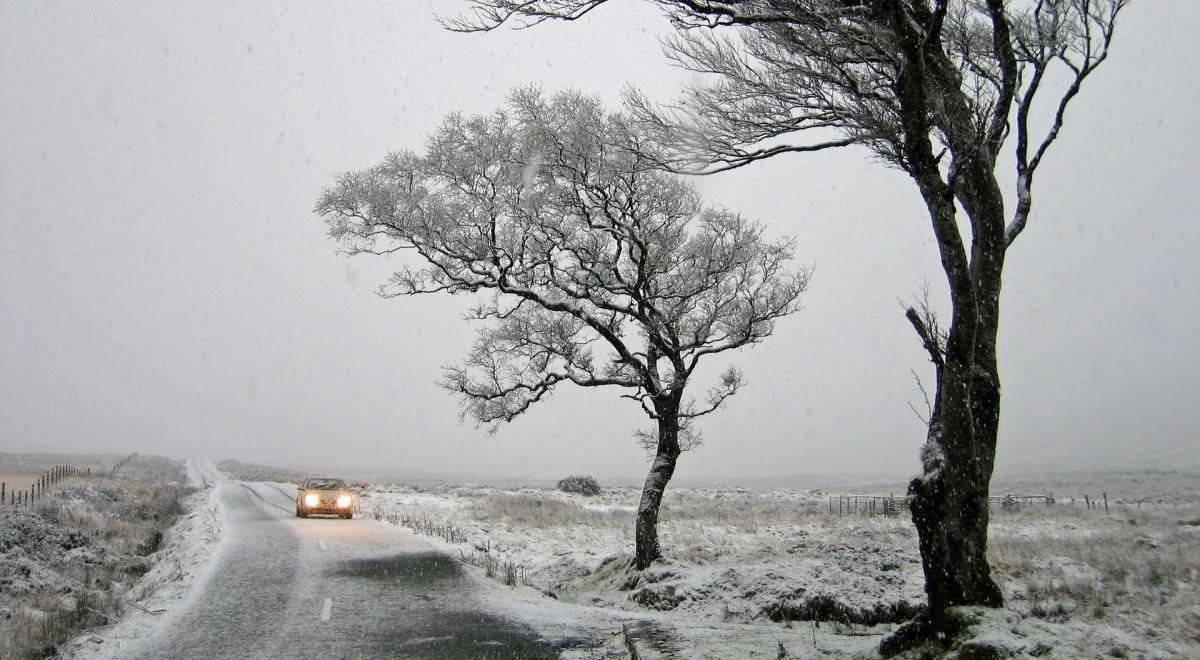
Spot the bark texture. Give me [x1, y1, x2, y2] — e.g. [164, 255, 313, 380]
[902, 191, 1007, 612]
[634, 397, 681, 570]
[888, 9, 1009, 614]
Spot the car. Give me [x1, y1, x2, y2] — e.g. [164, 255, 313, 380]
[295, 477, 355, 519]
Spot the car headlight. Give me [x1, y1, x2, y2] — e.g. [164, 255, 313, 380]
[304, 493, 320, 507]
[336, 495, 352, 509]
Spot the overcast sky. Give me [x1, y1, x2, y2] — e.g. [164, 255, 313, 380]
[2, 1, 1197, 481]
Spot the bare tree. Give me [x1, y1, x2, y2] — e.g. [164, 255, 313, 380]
[316, 89, 807, 570]
[445, 0, 1129, 637]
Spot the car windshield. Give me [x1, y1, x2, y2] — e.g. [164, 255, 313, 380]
[305, 478, 345, 490]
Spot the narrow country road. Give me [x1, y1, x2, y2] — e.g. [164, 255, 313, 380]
[129, 461, 563, 659]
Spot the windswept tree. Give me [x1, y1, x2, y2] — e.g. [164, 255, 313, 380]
[316, 90, 807, 569]
[447, 0, 1130, 634]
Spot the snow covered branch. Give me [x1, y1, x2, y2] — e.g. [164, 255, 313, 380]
[316, 88, 806, 438]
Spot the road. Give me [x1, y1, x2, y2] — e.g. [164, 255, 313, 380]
[129, 462, 565, 659]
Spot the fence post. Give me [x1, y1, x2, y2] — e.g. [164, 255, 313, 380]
[1, 483, 4, 504]
[1103, 492, 1108, 515]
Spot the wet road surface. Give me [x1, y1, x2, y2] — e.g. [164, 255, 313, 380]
[132, 466, 560, 659]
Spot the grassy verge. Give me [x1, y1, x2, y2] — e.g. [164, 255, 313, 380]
[0, 454, 189, 660]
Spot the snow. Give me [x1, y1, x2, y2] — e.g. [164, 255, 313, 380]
[361, 485, 921, 657]
[64, 460, 228, 659]
[361, 481, 1200, 658]
[52, 466, 1200, 658]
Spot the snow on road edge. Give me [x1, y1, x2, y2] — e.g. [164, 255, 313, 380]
[364, 497, 880, 659]
[64, 459, 229, 660]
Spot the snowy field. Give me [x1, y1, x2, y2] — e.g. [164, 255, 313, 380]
[4, 453, 1196, 658]
[357, 474, 1200, 658]
[0, 453, 197, 659]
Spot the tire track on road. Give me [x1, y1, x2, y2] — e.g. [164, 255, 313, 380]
[238, 482, 293, 516]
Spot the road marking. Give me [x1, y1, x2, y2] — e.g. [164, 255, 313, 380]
[320, 597, 332, 622]
[318, 539, 327, 551]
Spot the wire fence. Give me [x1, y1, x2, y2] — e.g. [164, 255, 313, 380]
[829, 491, 1123, 518]
[2, 464, 91, 506]
[829, 494, 907, 518]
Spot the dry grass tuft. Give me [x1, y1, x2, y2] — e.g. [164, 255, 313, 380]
[989, 505, 1200, 633]
[476, 493, 628, 529]
[0, 463, 190, 659]
[659, 491, 828, 532]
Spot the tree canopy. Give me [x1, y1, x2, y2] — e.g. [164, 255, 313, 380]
[316, 89, 808, 567]
[317, 89, 805, 430]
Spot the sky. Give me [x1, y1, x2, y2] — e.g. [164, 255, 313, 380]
[1, 1, 1197, 482]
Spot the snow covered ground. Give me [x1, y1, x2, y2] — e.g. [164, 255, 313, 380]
[62, 459, 227, 659]
[0, 453, 199, 659]
[11, 455, 1194, 658]
[360, 480, 1200, 658]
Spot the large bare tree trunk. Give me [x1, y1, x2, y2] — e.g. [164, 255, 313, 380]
[634, 397, 681, 570]
[886, 306, 1003, 656]
[887, 29, 1009, 616]
[905, 175, 1007, 621]
[907, 376, 1004, 613]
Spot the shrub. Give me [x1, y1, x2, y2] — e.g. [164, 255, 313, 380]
[557, 475, 601, 496]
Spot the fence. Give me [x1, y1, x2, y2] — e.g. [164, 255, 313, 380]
[830, 490, 1126, 518]
[988, 493, 1055, 510]
[2, 464, 91, 506]
[1063, 493, 1111, 514]
[990, 492, 1117, 514]
[830, 494, 907, 518]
